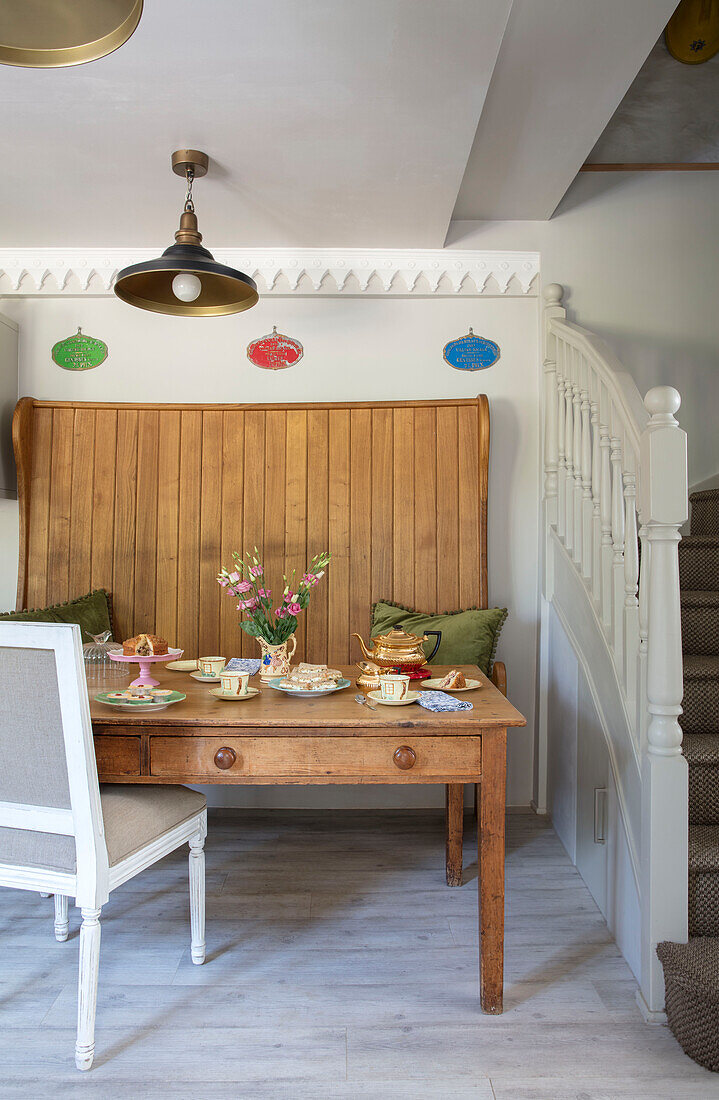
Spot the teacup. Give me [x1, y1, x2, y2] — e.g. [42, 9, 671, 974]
[198, 656, 226, 678]
[379, 673, 410, 701]
[220, 670, 250, 697]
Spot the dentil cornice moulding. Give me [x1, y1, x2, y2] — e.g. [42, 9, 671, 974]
[0, 248, 539, 297]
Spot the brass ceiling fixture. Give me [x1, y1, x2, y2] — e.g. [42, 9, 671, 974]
[0, 0, 143, 68]
[114, 150, 259, 317]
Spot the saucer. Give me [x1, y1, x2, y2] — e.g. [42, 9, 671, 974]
[95, 690, 186, 712]
[367, 689, 419, 707]
[209, 687, 260, 701]
[420, 677, 481, 692]
[190, 669, 224, 683]
[166, 659, 198, 672]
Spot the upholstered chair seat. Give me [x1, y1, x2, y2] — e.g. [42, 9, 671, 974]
[0, 785, 206, 873]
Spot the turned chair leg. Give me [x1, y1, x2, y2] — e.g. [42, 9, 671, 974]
[54, 894, 69, 941]
[75, 906, 101, 1071]
[189, 830, 206, 965]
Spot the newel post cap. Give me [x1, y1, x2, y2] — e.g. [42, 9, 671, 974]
[543, 283, 563, 306]
[644, 386, 681, 418]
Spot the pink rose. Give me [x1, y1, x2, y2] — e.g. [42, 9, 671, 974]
[236, 579, 253, 593]
[238, 597, 258, 611]
[249, 564, 263, 578]
[287, 602, 301, 616]
[228, 571, 241, 584]
[218, 576, 229, 587]
[301, 572, 318, 587]
[274, 606, 287, 618]
[258, 587, 271, 599]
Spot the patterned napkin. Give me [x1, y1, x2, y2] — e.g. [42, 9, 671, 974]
[224, 658, 262, 676]
[417, 690, 473, 712]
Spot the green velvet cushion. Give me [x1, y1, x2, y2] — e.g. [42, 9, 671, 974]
[0, 588, 113, 642]
[371, 600, 507, 675]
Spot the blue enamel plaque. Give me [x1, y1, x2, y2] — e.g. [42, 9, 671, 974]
[443, 328, 500, 371]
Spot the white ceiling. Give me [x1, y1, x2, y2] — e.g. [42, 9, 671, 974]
[0, 0, 680, 248]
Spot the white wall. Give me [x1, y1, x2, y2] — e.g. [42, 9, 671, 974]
[449, 170, 719, 488]
[0, 291, 540, 809]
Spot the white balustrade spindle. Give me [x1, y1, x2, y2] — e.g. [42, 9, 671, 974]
[573, 379, 583, 564]
[590, 399, 602, 603]
[565, 363, 575, 551]
[610, 435, 625, 671]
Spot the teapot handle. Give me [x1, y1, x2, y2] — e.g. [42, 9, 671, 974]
[423, 630, 442, 662]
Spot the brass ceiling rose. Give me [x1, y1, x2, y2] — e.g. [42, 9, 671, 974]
[114, 150, 259, 318]
[0, 0, 143, 68]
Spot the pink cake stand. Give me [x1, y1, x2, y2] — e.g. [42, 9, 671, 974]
[108, 647, 184, 687]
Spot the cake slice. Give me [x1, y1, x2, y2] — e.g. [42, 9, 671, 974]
[122, 633, 168, 657]
[437, 669, 466, 689]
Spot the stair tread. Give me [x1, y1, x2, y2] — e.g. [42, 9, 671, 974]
[657, 937, 719, 1000]
[681, 535, 719, 545]
[684, 655, 719, 682]
[690, 489, 719, 503]
[684, 734, 719, 764]
[681, 589, 719, 608]
[689, 825, 719, 872]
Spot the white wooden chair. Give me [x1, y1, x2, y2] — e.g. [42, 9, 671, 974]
[0, 622, 207, 1071]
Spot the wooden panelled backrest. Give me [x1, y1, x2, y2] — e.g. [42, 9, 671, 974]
[13, 397, 489, 664]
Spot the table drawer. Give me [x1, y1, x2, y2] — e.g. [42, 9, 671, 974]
[94, 735, 141, 777]
[149, 735, 482, 783]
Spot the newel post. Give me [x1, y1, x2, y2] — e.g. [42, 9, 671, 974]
[638, 386, 689, 1019]
[543, 283, 565, 528]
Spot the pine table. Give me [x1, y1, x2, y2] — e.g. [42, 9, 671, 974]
[90, 664, 526, 1014]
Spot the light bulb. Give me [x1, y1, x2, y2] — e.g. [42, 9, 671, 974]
[172, 272, 202, 302]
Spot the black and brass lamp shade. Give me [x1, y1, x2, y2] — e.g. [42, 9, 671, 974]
[0, 0, 143, 68]
[114, 151, 259, 317]
[114, 238, 259, 317]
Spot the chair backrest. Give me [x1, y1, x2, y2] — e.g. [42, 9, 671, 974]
[0, 622, 109, 904]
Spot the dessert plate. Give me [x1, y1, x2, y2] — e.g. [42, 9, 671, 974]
[268, 677, 351, 697]
[367, 690, 420, 706]
[166, 659, 198, 672]
[95, 689, 186, 712]
[420, 678, 481, 692]
[190, 670, 223, 684]
[209, 687, 260, 701]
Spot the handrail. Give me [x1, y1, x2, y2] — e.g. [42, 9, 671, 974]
[548, 316, 647, 457]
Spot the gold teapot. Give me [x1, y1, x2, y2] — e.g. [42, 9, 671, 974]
[352, 626, 442, 669]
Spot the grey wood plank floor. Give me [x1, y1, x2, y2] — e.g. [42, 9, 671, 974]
[0, 809, 717, 1098]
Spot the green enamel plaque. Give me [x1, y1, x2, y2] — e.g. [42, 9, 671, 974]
[52, 328, 108, 371]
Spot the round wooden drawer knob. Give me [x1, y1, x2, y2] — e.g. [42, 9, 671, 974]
[393, 745, 416, 770]
[214, 747, 237, 770]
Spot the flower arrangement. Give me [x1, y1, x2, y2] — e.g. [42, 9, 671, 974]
[217, 548, 331, 644]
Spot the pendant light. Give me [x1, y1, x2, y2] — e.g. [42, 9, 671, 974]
[0, 0, 143, 68]
[114, 150, 259, 317]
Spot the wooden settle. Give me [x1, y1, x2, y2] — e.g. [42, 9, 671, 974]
[13, 396, 490, 661]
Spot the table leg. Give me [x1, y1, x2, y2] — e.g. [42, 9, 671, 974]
[478, 727, 506, 1014]
[445, 784, 464, 886]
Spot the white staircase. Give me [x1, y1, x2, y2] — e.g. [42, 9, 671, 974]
[539, 284, 689, 1018]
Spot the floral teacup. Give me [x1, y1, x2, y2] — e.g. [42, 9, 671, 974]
[220, 670, 250, 697]
[378, 673, 410, 701]
[198, 656, 226, 678]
